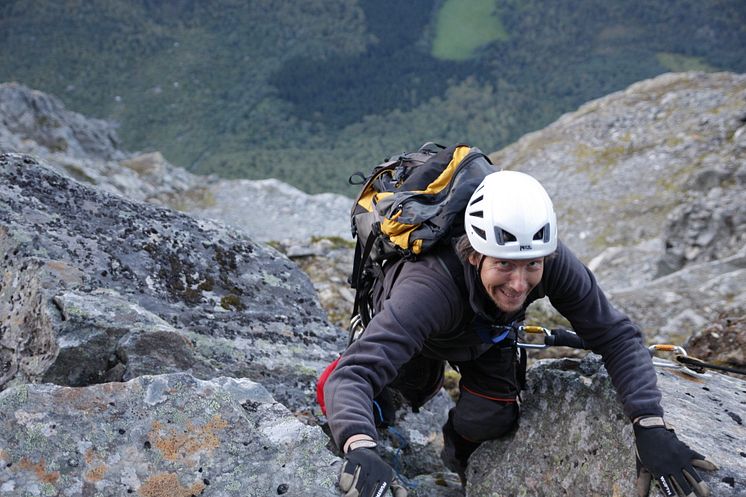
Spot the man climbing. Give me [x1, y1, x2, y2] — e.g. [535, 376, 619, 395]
[324, 170, 716, 497]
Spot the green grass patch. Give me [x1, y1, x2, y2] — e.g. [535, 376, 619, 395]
[431, 0, 508, 61]
[656, 52, 718, 73]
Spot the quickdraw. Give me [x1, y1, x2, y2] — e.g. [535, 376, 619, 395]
[648, 344, 746, 377]
[516, 327, 746, 377]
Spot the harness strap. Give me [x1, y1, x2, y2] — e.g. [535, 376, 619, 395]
[461, 384, 518, 403]
[350, 233, 377, 322]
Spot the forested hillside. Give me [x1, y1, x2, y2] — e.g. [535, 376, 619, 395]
[1, 0, 744, 194]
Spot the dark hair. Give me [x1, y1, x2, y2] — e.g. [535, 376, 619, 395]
[455, 234, 477, 263]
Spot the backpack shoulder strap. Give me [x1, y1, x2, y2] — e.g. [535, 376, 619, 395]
[433, 242, 468, 301]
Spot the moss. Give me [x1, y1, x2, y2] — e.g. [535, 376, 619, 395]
[443, 368, 461, 401]
[655, 52, 718, 73]
[197, 277, 214, 292]
[62, 163, 96, 184]
[48, 137, 69, 153]
[265, 240, 286, 253]
[220, 294, 243, 311]
[182, 288, 202, 305]
[169, 187, 216, 211]
[573, 144, 616, 184]
[214, 246, 238, 271]
[309, 235, 355, 249]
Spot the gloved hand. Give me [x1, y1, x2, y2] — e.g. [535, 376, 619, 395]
[633, 416, 717, 497]
[338, 447, 407, 497]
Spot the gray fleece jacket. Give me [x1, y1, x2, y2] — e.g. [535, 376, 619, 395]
[324, 240, 663, 449]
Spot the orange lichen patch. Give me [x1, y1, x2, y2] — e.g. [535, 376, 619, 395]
[85, 464, 107, 482]
[148, 415, 228, 463]
[17, 457, 60, 484]
[138, 472, 206, 497]
[52, 387, 110, 414]
[84, 448, 97, 465]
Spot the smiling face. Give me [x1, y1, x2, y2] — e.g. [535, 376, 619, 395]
[468, 253, 545, 313]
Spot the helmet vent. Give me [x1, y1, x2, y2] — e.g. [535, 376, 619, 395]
[471, 210, 484, 219]
[473, 226, 486, 240]
[469, 195, 483, 206]
[533, 223, 550, 242]
[495, 228, 517, 245]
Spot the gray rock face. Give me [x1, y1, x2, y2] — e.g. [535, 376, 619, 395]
[0, 82, 123, 162]
[486, 72, 746, 347]
[185, 178, 353, 244]
[0, 373, 340, 496]
[467, 356, 746, 497]
[0, 153, 343, 412]
[658, 181, 746, 276]
[490, 72, 746, 289]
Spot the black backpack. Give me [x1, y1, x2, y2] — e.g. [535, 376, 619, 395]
[348, 142, 497, 333]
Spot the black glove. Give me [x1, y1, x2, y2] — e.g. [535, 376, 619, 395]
[338, 447, 407, 497]
[633, 416, 717, 497]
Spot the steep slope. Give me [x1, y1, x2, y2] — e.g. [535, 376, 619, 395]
[491, 71, 746, 340]
[1, 76, 745, 496]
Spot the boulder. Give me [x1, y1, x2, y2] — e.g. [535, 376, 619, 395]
[0, 373, 340, 496]
[0, 153, 344, 413]
[467, 355, 746, 497]
[184, 178, 353, 244]
[685, 312, 746, 370]
[608, 251, 746, 343]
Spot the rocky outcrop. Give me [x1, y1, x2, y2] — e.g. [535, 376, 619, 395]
[0, 83, 198, 204]
[489, 72, 746, 346]
[491, 72, 746, 288]
[0, 82, 353, 244]
[685, 313, 746, 370]
[607, 251, 746, 343]
[183, 177, 352, 245]
[0, 373, 341, 496]
[0, 153, 343, 413]
[468, 355, 746, 497]
[0, 152, 463, 497]
[657, 175, 746, 276]
[0, 82, 123, 162]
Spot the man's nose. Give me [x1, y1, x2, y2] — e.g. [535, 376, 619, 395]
[508, 269, 529, 293]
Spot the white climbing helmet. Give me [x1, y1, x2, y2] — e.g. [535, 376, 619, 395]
[464, 170, 558, 259]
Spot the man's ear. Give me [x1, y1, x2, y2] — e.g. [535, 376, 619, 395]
[468, 252, 481, 267]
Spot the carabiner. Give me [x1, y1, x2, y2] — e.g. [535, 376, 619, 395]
[648, 344, 707, 376]
[516, 325, 551, 349]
